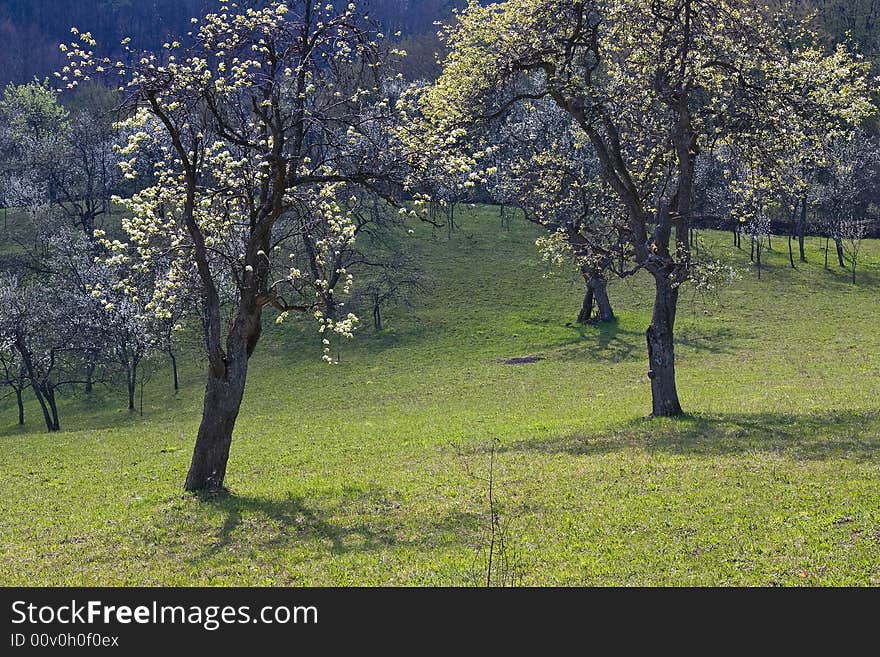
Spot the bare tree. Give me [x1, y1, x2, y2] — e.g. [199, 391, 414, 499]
[839, 217, 868, 284]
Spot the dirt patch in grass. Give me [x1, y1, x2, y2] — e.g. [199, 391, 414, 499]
[502, 356, 544, 365]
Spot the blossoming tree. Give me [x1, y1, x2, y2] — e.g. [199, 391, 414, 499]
[417, 0, 873, 416]
[63, 1, 412, 491]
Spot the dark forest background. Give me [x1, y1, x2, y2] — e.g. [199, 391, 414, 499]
[1, 1, 878, 86]
[0, 0, 469, 84]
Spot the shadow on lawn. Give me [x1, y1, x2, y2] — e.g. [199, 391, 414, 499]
[185, 486, 481, 560]
[531, 320, 738, 365]
[495, 409, 880, 462]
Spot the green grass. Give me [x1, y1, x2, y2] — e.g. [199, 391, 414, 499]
[1, 206, 879, 585]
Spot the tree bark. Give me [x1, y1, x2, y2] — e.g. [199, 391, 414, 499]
[184, 343, 250, 492]
[33, 385, 55, 432]
[16, 386, 24, 425]
[45, 386, 60, 432]
[835, 237, 845, 268]
[373, 302, 382, 331]
[127, 362, 137, 412]
[788, 234, 795, 268]
[578, 268, 614, 324]
[168, 347, 179, 392]
[14, 340, 57, 432]
[590, 276, 614, 322]
[577, 284, 595, 324]
[646, 275, 682, 417]
[797, 196, 807, 262]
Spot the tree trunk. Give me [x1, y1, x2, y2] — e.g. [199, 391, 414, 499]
[788, 234, 795, 268]
[577, 285, 595, 324]
[127, 363, 137, 412]
[373, 301, 382, 331]
[590, 277, 614, 322]
[16, 386, 24, 425]
[45, 386, 60, 432]
[14, 341, 57, 432]
[447, 203, 456, 240]
[184, 343, 250, 492]
[84, 362, 95, 395]
[835, 237, 845, 268]
[168, 347, 179, 392]
[750, 236, 755, 262]
[32, 385, 55, 432]
[824, 236, 829, 270]
[646, 275, 682, 417]
[578, 268, 614, 324]
[797, 197, 807, 262]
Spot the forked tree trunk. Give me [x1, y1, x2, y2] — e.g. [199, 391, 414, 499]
[184, 341, 250, 492]
[45, 386, 60, 432]
[578, 269, 614, 324]
[591, 277, 614, 322]
[577, 285, 595, 324]
[33, 386, 55, 432]
[14, 341, 58, 432]
[646, 275, 682, 417]
[373, 301, 382, 331]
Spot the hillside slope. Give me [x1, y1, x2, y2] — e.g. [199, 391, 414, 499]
[1, 207, 879, 585]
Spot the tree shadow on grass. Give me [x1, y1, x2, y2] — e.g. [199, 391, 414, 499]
[491, 409, 880, 462]
[197, 490, 397, 557]
[177, 485, 482, 564]
[512, 319, 641, 364]
[521, 320, 737, 365]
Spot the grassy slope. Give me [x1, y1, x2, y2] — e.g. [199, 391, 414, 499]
[1, 206, 878, 585]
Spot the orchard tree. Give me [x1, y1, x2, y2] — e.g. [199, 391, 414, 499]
[414, 0, 872, 416]
[63, 1, 414, 491]
[48, 84, 122, 239]
[0, 349, 28, 426]
[348, 229, 427, 331]
[0, 272, 97, 432]
[50, 227, 178, 412]
[813, 133, 879, 278]
[0, 80, 122, 240]
[492, 99, 623, 323]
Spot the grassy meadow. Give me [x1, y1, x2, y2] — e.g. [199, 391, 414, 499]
[1, 206, 879, 585]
